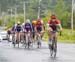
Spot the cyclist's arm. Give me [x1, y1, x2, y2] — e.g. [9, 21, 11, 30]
[30, 23, 33, 32]
[56, 20, 62, 31]
[47, 20, 51, 30]
[58, 24, 62, 31]
[47, 23, 51, 30]
[41, 24, 44, 32]
[47, 23, 49, 30]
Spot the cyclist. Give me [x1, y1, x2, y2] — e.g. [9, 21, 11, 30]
[23, 19, 33, 33]
[35, 18, 44, 48]
[7, 29, 11, 42]
[11, 23, 17, 44]
[15, 21, 22, 44]
[32, 20, 37, 40]
[35, 18, 44, 39]
[47, 14, 62, 52]
[23, 19, 33, 41]
[21, 22, 25, 42]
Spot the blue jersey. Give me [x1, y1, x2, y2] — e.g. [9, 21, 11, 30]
[24, 23, 33, 32]
[15, 25, 22, 32]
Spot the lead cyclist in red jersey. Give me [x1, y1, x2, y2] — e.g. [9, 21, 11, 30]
[47, 14, 62, 56]
[47, 14, 62, 41]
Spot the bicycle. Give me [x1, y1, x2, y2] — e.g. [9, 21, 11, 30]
[37, 32, 42, 48]
[48, 30, 58, 58]
[7, 34, 11, 42]
[15, 32, 21, 48]
[24, 31, 32, 49]
[12, 32, 16, 47]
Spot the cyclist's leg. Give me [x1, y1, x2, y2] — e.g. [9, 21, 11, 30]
[25, 32, 28, 44]
[20, 32, 23, 42]
[32, 32, 35, 39]
[28, 32, 31, 42]
[19, 32, 21, 42]
[16, 32, 17, 42]
[54, 32, 58, 51]
[31, 32, 34, 47]
[41, 32, 44, 39]
[40, 31, 44, 40]
[48, 31, 52, 45]
[35, 32, 38, 41]
[31, 32, 33, 43]
[48, 31, 53, 56]
[52, 32, 58, 57]
[16, 32, 19, 43]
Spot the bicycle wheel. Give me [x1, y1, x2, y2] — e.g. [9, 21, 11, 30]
[15, 37, 19, 47]
[37, 36, 41, 48]
[53, 40, 57, 58]
[12, 34, 16, 47]
[48, 40, 53, 57]
[25, 33, 29, 48]
[52, 37, 57, 58]
[28, 33, 32, 49]
[7, 35, 10, 42]
[23, 33, 26, 48]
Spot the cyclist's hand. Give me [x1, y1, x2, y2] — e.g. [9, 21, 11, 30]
[38, 34, 41, 37]
[41, 31, 44, 33]
[60, 28, 62, 31]
[24, 30, 26, 32]
[59, 31, 62, 36]
[48, 27, 53, 32]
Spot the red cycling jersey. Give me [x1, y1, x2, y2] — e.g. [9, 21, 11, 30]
[48, 19, 60, 30]
[48, 19, 60, 24]
[35, 21, 43, 32]
[36, 21, 43, 27]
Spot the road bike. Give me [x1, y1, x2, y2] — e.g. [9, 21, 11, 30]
[24, 31, 32, 49]
[37, 32, 42, 48]
[48, 30, 57, 57]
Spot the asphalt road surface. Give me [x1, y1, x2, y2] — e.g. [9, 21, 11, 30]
[0, 40, 75, 62]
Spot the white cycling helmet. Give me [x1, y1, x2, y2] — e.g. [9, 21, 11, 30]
[26, 19, 30, 23]
[17, 21, 21, 24]
[22, 22, 25, 26]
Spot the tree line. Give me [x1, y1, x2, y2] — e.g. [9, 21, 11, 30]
[0, 0, 74, 29]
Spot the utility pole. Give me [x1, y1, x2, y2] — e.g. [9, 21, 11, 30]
[0, 4, 1, 16]
[20, 1, 32, 22]
[37, 0, 42, 19]
[23, 1, 26, 22]
[10, 8, 13, 21]
[71, 0, 74, 33]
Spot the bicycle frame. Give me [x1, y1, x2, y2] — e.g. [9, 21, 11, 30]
[15, 32, 21, 47]
[12, 32, 16, 47]
[49, 31, 57, 57]
[25, 31, 31, 48]
[37, 32, 42, 48]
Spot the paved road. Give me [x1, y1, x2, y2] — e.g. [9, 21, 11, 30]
[0, 41, 75, 62]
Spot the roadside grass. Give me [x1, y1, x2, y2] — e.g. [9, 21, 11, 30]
[43, 28, 75, 43]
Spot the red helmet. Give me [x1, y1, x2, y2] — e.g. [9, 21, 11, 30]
[51, 14, 57, 19]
